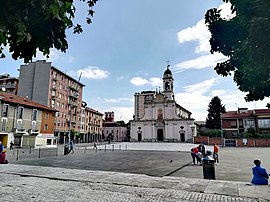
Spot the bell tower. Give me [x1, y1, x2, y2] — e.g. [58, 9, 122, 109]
[162, 64, 174, 100]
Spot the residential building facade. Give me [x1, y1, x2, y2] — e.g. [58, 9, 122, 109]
[0, 74, 19, 95]
[18, 60, 84, 144]
[0, 93, 56, 148]
[84, 107, 103, 142]
[221, 108, 270, 138]
[130, 65, 196, 142]
[102, 112, 127, 142]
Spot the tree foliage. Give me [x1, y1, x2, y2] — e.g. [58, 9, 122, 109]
[205, 96, 226, 129]
[205, 0, 270, 101]
[0, 0, 98, 63]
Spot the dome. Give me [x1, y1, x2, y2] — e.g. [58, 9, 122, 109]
[163, 65, 172, 76]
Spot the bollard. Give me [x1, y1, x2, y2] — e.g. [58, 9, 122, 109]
[119, 145, 121, 151]
[29, 146, 32, 154]
[112, 144, 114, 151]
[16, 148, 19, 161]
[95, 147, 97, 153]
[38, 147, 41, 158]
[13, 148, 15, 155]
[105, 144, 106, 152]
[56, 145, 58, 156]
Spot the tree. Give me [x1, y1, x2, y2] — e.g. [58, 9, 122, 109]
[205, 0, 270, 101]
[0, 0, 98, 63]
[205, 96, 226, 129]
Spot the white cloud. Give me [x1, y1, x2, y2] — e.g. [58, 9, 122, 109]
[175, 3, 233, 73]
[219, 3, 235, 20]
[110, 107, 134, 122]
[172, 53, 227, 73]
[130, 77, 162, 87]
[77, 66, 110, 79]
[34, 49, 75, 63]
[149, 77, 163, 87]
[98, 97, 133, 103]
[130, 77, 148, 86]
[177, 19, 210, 53]
[183, 77, 218, 93]
[175, 77, 270, 121]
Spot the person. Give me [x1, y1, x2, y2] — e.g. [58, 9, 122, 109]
[93, 142, 97, 150]
[251, 159, 269, 185]
[0, 141, 4, 154]
[213, 143, 219, 163]
[69, 141, 74, 153]
[0, 150, 8, 164]
[198, 143, 206, 157]
[10, 141, 14, 150]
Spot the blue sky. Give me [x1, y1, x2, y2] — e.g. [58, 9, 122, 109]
[1, 0, 270, 122]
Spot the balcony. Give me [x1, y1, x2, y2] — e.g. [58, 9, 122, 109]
[69, 92, 79, 99]
[68, 100, 78, 107]
[5, 83, 16, 89]
[15, 128, 26, 134]
[28, 129, 40, 135]
[69, 85, 79, 91]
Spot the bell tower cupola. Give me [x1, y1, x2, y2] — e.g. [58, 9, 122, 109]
[163, 64, 174, 100]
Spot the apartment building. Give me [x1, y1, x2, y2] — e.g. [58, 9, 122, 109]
[0, 74, 19, 95]
[0, 92, 56, 148]
[84, 107, 103, 142]
[18, 61, 84, 144]
[221, 108, 270, 138]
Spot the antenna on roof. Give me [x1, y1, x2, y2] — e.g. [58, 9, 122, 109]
[78, 72, 82, 82]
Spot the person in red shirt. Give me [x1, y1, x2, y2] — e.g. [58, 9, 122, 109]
[213, 144, 219, 163]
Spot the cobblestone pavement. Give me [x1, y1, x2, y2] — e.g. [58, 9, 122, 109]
[0, 171, 266, 202]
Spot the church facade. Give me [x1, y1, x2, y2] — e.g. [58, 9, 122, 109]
[130, 65, 196, 142]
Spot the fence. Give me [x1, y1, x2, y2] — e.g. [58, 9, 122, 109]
[194, 136, 270, 147]
[5, 143, 129, 162]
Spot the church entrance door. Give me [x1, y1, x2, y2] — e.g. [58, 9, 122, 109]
[157, 129, 164, 141]
[180, 133, 185, 142]
[138, 133, 142, 142]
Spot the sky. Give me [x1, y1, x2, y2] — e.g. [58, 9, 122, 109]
[1, 0, 270, 123]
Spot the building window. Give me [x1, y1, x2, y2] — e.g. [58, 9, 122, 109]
[44, 124, 48, 131]
[230, 121, 237, 128]
[2, 104, 8, 117]
[258, 119, 270, 128]
[18, 107, 23, 119]
[45, 113, 49, 119]
[32, 109, 38, 121]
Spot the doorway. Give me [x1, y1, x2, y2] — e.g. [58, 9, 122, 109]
[157, 129, 164, 141]
[138, 133, 142, 141]
[180, 133, 185, 142]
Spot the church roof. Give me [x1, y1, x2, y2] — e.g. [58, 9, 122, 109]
[163, 65, 172, 76]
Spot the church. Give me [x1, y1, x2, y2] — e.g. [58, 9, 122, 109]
[130, 65, 196, 142]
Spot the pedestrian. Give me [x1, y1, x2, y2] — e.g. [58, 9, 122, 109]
[0, 141, 4, 154]
[93, 142, 97, 150]
[213, 143, 219, 163]
[69, 141, 74, 153]
[251, 159, 269, 185]
[10, 141, 14, 150]
[191, 148, 196, 165]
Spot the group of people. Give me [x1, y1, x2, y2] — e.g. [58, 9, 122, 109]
[190, 143, 219, 166]
[190, 143, 205, 165]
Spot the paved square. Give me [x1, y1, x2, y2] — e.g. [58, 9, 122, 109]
[5, 142, 270, 183]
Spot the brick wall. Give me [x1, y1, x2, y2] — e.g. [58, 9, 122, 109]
[194, 137, 270, 147]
